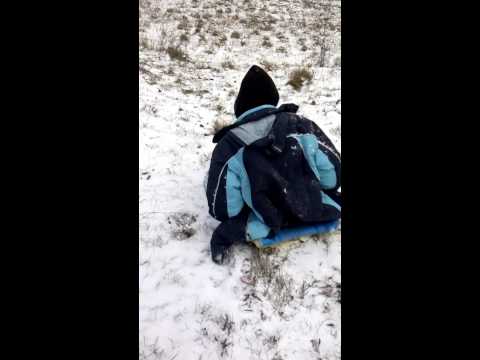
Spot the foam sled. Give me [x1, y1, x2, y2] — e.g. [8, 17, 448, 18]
[251, 220, 340, 249]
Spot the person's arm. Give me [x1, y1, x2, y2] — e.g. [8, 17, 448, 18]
[307, 120, 341, 191]
[205, 136, 245, 221]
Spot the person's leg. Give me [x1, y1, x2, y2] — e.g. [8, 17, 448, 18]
[210, 210, 249, 264]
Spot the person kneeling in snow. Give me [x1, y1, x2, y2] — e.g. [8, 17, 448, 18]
[205, 65, 341, 264]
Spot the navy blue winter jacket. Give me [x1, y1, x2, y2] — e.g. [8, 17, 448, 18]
[205, 103, 341, 245]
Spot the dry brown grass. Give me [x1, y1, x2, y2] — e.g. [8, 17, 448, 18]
[262, 36, 273, 48]
[194, 19, 204, 33]
[221, 60, 236, 70]
[250, 249, 294, 313]
[260, 60, 277, 72]
[177, 17, 189, 31]
[218, 34, 228, 45]
[287, 68, 313, 90]
[166, 46, 188, 62]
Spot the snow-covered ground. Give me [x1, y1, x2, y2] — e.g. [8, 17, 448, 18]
[139, 1, 341, 359]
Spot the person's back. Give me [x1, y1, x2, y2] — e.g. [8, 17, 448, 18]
[205, 65, 341, 264]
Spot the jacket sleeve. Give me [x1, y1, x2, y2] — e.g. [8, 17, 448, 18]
[205, 136, 245, 222]
[308, 120, 341, 191]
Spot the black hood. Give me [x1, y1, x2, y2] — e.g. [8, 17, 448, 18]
[234, 65, 279, 118]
